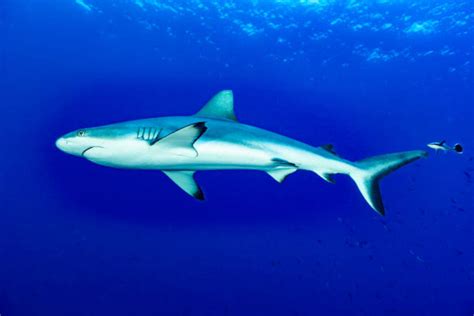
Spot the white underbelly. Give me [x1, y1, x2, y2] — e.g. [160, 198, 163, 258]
[160, 140, 274, 170]
[87, 139, 277, 171]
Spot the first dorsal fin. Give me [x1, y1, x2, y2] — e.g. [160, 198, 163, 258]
[195, 90, 237, 122]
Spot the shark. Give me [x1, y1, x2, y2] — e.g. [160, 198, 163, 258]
[56, 90, 427, 215]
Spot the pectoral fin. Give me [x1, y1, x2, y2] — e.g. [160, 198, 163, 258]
[153, 122, 207, 157]
[163, 170, 204, 200]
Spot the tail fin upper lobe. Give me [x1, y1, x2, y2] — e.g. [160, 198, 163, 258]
[350, 150, 427, 216]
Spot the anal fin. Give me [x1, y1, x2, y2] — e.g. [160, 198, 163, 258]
[317, 172, 336, 184]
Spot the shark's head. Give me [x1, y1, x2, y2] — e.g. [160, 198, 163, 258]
[56, 128, 106, 157]
[55, 125, 133, 164]
[56, 118, 208, 170]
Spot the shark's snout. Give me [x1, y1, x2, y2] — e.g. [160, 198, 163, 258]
[56, 129, 108, 159]
[55, 134, 90, 157]
[55, 137, 68, 152]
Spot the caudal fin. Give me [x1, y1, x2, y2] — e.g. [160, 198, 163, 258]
[350, 150, 427, 216]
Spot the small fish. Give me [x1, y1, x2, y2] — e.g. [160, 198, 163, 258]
[427, 140, 463, 154]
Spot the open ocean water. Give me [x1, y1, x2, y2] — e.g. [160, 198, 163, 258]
[0, 0, 473, 315]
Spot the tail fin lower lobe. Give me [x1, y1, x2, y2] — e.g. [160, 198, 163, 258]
[350, 150, 427, 215]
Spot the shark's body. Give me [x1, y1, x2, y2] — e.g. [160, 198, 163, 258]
[56, 90, 426, 215]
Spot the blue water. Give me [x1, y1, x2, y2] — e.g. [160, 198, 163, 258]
[1, 1, 473, 315]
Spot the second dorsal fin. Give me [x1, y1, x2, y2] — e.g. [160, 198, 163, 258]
[320, 144, 337, 155]
[194, 90, 237, 122]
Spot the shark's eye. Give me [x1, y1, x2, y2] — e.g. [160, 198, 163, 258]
[77, 130, 86, 137]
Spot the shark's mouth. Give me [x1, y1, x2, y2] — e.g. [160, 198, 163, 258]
[81, 146, 103, 156]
